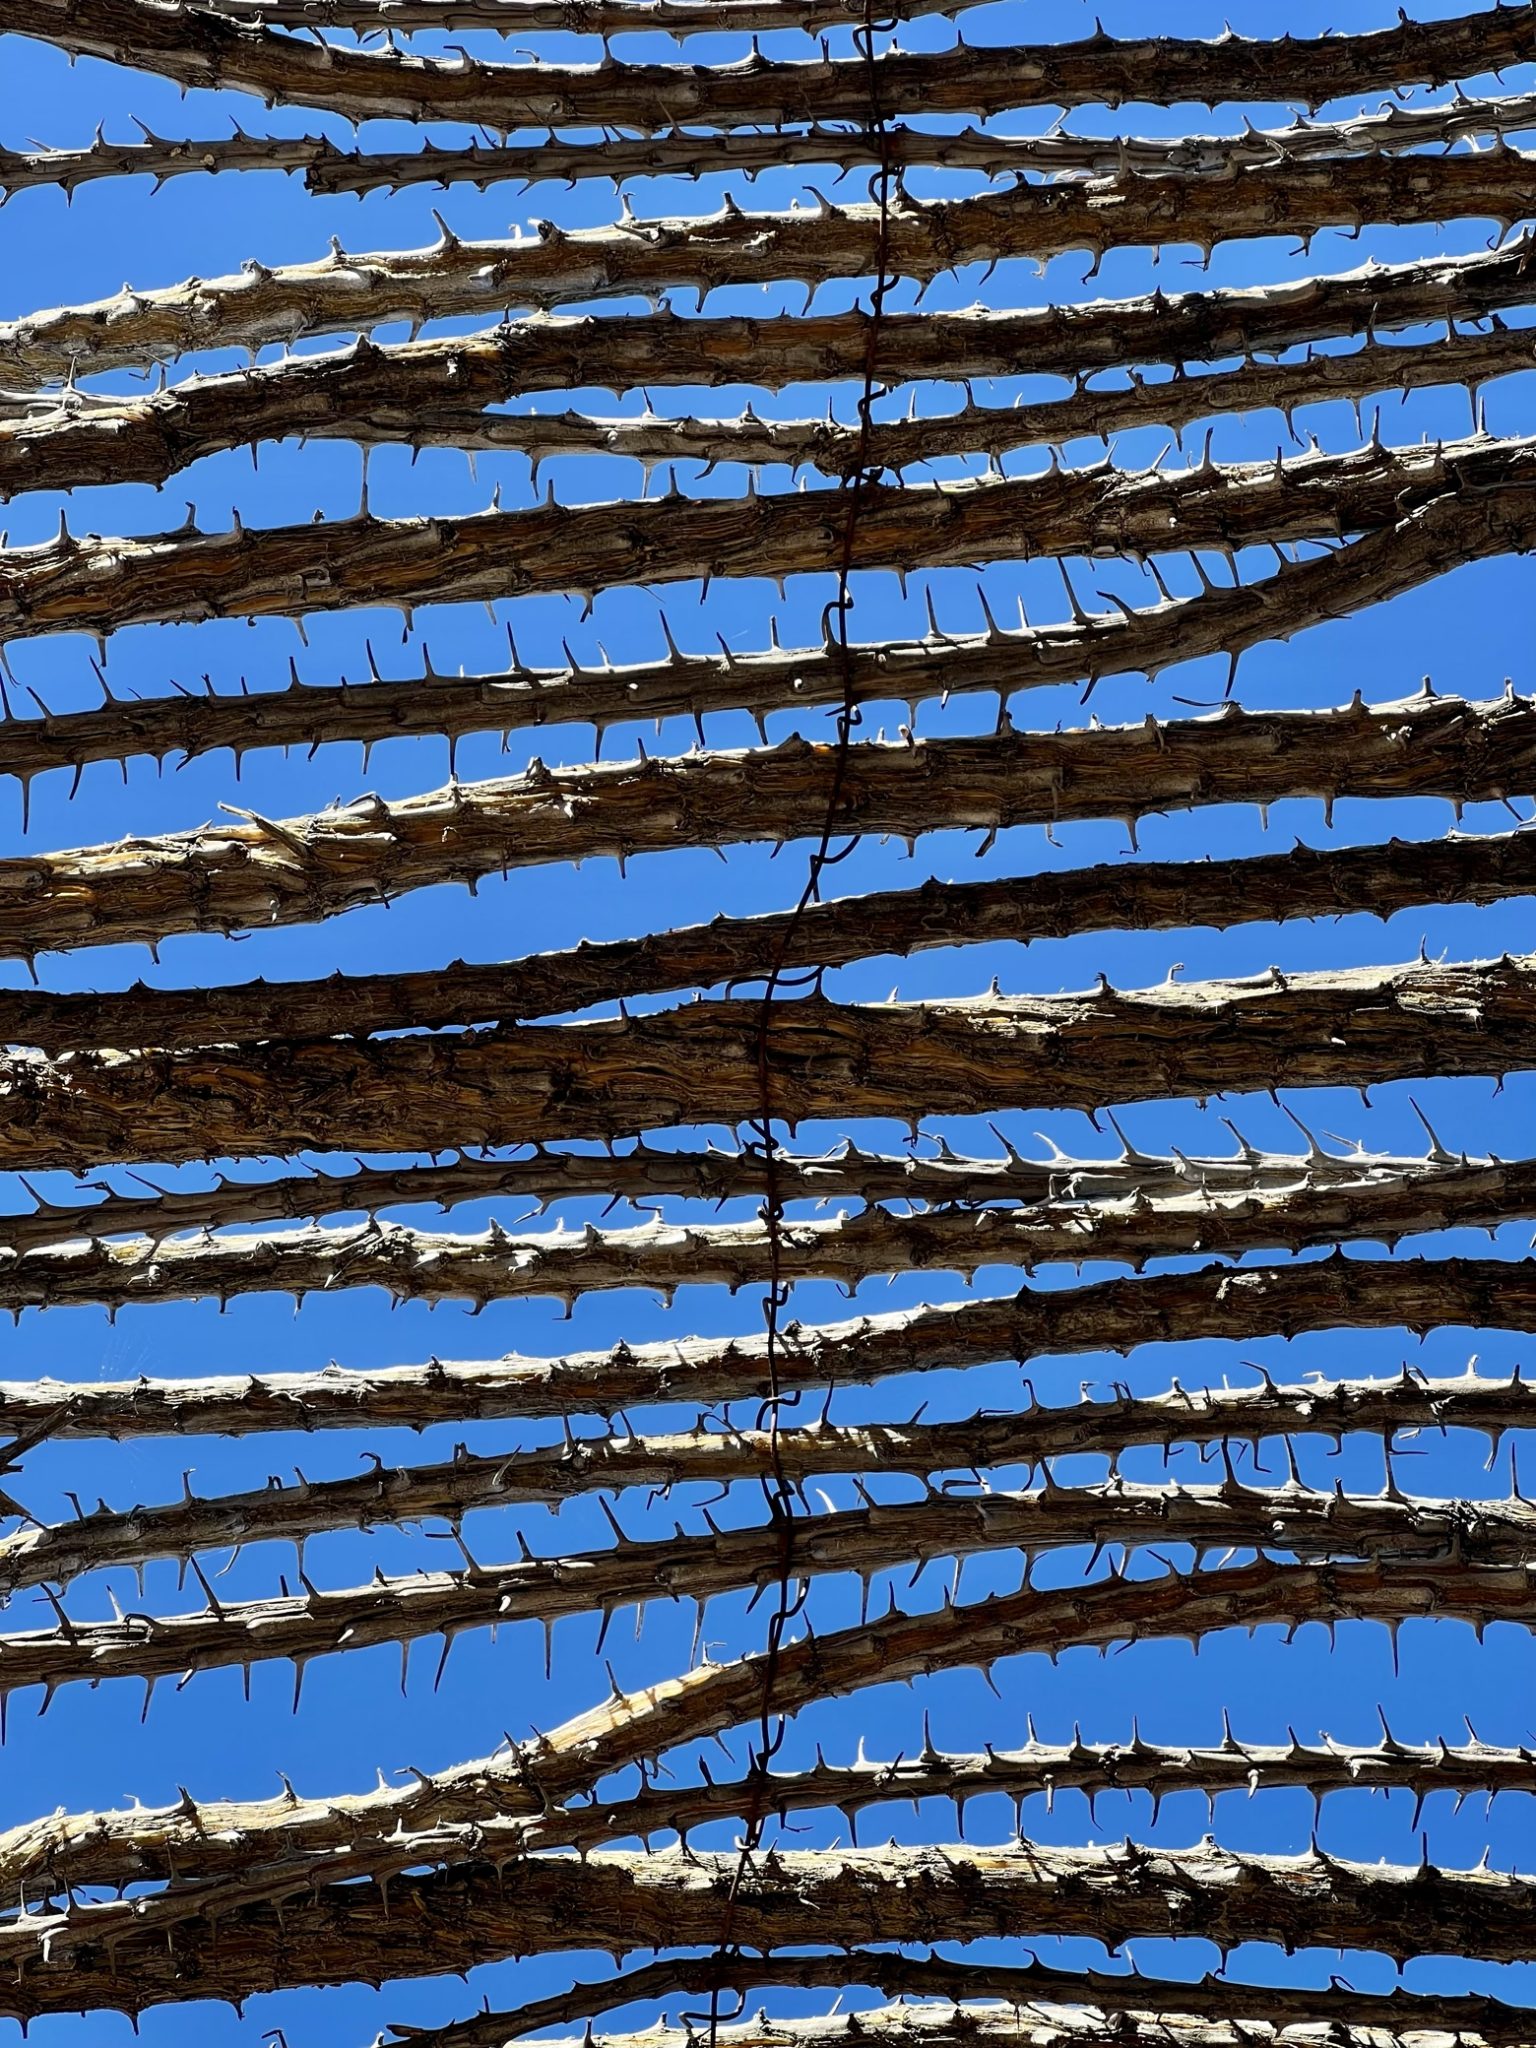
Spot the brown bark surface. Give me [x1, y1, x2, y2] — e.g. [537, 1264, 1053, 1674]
[4, 1133, 1366, 1258]
[10, 92, 1536, 202]
[6, 203, 1536, 395]
[5, 492, 1522, 793]
[5, 1831, 1535, 2017]
[0, 1556, 1522, 1911]
[7, 319, 1529, 504]
[410, 1951, 1527, 2048]
[3, 1479, 1529, 1708]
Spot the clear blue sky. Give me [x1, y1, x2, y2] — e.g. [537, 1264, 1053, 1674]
[0, 3, 1534, 2045]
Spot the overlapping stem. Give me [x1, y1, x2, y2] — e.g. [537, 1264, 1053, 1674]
[6, 959, 1536, 1167]
[7, 1819, 1536, 2016]
[5, 431, 1534, 645]
[8, 191, 1536, 393]
[7, 1477, 1535, 1709]
[394, 1950, 1532, 2048]
[1, 1253, 1533, 1439]
[9, 234, 1533, 416]
[187, 0, 976, 30]
[0, 1132, 1451, 1258]
[0, 1555, 1531, 1937]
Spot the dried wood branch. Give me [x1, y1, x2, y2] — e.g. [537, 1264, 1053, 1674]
[7, 683, 1536, 963]
[8, 192, 1536, 395]
[11, 93, 1536, 203]
[5, 958, 1536, 1168]
[6, 492, 1526, 795]
[11, 0, 1532, 135]
[2, 1252, 1533, 1439]
[0, 1131, 1449, 1258]
[0, 1553, 1522, 1904]
[187, 0, 976, 31]
[394, 1948, 1530, 2048]
[9, 827, 1534, 1055]
[8, 317, 1533, 505]
[6, 1477, 1532, 1711]
[367, 2005, 1527, 2048]
[479, 1726, 1536, 1852]
[6, 1358, 1530, 1594]
[5, 431, 1533, 646]
[12, 1145, 1536, 1318]
[6, 1826, 1536, 2017]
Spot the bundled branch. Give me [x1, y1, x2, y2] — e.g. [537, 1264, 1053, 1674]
[11, 92, 1536, 203]
[11, 0, 1533, 134]
[10, 827, 1535, 1055]
[6, 1358, 1536, 1596]
[2, 1252, 1534, 1439]
[12, 1144, 1536, 1318]
[7, 495, 1530, 798]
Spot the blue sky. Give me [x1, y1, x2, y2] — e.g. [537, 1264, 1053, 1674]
[0, 2, 1534, 2045]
